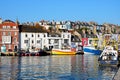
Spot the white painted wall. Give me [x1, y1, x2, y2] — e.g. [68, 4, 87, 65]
[20, 32, 47, 50]
[20, 32, 72, 51]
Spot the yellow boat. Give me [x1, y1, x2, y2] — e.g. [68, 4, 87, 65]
[52, 49, 76, 55]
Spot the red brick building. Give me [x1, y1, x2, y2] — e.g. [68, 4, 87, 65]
[0, 19, 19, 52]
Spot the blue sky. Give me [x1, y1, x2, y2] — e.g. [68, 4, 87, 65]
[0, 0, 120, 25]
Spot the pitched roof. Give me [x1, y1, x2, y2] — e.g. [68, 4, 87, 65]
[19, 25, 47, 33]
[0, 20, 18, 28]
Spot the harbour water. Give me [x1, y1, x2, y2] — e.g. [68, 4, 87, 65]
[0, 54, 118, 80]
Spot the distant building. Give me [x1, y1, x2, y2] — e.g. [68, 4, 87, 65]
[0, 19, 19, 51]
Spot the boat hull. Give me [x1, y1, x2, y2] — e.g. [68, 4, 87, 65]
[83, 47, 102, 55]
[52, 49, 76, 55]
[98, 60, 119, 66]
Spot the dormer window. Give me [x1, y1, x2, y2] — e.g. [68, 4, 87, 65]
[7, 26, 10, 29]
[2, 26, 6, 29]
[13, 26, 16, 29]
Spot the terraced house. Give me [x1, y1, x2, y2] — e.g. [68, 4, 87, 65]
[19, 24, 72, 52]
[19, 24, 47, 52]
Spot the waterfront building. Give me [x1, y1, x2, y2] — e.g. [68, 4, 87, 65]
[19, 25, 47, 51]
[0, 19, 19, 52]
[19, 24, 72, 52]
[47, 32, 71, 50]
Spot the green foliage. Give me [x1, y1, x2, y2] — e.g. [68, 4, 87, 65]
[76, 27, 90, 34]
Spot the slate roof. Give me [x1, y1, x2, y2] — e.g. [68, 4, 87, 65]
[19, 25, 47, 33]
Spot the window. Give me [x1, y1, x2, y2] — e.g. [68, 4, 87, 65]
[64, 39, 68, 44]
[32, 34, 34, 37]
[13, 26, 16, 29]
[25, 34, 27, 37]
[15, 32, 17, 35]
[8, 32, 11, 36]
[9, 45, 11, 49]
[7, 26, 10, 29]
[2, 26, 6, 29]
[24, 40, 28, 43]
[89, 40, 92, 44]
[54, 39, 58, 43]
[37, 40, 40, 43]
[2, 36, 11, 44]
[49, 39, 51, 44]
[38, 34, 40, 37]
[63, 35, 65, 38]
[3, 32, 6, 35]
[14, 38, 17, 43]
[32, 46, 34, 49]
[32, 40, 34, 43]
[68, 35, 69, 38]
[44, 34, 46, 37]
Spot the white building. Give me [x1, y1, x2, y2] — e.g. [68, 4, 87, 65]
[20, 32, 48, 50]
[20, 25, 72, 51]
[47, 32, 71, 50]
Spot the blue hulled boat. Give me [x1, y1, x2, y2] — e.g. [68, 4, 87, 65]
[82, 38, 102, 55]
[83, 46, 102, 55]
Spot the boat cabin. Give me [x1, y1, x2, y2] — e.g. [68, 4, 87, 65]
[101, 50, 118, 61]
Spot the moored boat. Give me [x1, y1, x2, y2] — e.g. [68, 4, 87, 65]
[50, 32, 78, 55]
[82, 38, 102, 55]
[52, 43, 76, 55]
[52, 49, 76, 55]
[51, 41, 77, 55]
[98, 46, 119, 66]
[83, 46, 102, 55]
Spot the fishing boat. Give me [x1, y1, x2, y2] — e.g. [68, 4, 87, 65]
[98, 46, 119, 66]
[82, 38, 102, 55]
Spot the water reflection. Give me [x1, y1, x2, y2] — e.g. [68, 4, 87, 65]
[0, 57, 19, 80]
[0, 55, 118, 80]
